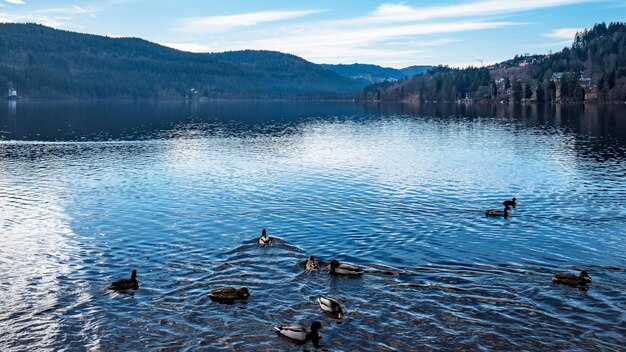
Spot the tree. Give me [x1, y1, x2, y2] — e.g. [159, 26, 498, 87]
[536, 81, 545, 102]
[547, 80, 556, 102]
[523, 83, 533, 100]
[512, 77, 523, 102]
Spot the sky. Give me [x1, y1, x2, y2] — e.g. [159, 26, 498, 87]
[1, 0, 626, 68]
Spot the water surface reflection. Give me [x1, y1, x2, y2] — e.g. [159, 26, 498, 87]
[1, 101, 625, 351]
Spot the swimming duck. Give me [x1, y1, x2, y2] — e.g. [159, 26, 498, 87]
[305, 256, 321, 270]
[318, 296, 344, 319]
[108, 269, 139, 291]
[552, 270, 592, 288]
[328, 260, 363, 276]
[485, 205, 511, 219]
[208, 287, 250, 302]
[258, 228, 271, 245]
[275, 321, 322, 343]
[503, 198, 517, 208]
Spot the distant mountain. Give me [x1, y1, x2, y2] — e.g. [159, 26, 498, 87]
[0, 23, 363, 99]
[361, 21, 626, 103]
[321, 63, 431, 83]
[399, 65, 432, 77]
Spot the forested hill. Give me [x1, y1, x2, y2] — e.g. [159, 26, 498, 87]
[321, 63, 431, 83]
[0, 23, 363, 99]
[362, 21, 626, 103]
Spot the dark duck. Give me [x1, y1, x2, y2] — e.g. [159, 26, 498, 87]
[486, 205, 511, 219]
[503, 198, 516, 208]
[208, 287, 250, 302]
[552, 270, 592, 288]
[108, 269, 139, 291]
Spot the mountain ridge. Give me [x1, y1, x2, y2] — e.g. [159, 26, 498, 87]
[0, 23, 365, 99]
[321, 63, 431, 83]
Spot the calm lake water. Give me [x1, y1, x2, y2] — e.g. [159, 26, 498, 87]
[1, 100, 625, 351]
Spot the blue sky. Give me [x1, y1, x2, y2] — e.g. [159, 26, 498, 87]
[1, 0, 625, 68]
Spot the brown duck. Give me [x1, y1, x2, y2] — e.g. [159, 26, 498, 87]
[552, 270, 591, 288]
[208, 287, 250, 302]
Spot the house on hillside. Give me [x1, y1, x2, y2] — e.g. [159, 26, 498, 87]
[7, 88, 17, 99]
[551, 72, 563, 81]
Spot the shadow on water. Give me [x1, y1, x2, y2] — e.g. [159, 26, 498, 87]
[1, 100, 626, 350]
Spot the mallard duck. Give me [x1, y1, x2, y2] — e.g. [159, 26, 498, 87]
[328, 260, 363, 276]
[485, 205, 511, 219]
[503, 198, 517, 208]
[108, 269, 138, 291]
[318, 297, 344, 318]
[552, 270, 591, 288]
[305, 256, 320, 270]
[208, 287, 250, 302]
[258, 228, 271, 245]
[274, 321, 322, 342]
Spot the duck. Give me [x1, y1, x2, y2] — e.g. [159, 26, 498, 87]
[552, 270, 592, 288]
[108, 269, 139, 291]
[328, 259, 363, 276]
[503, 198, 517, 208]
[485, 205, 511, 219]
[305, 256, 321, 270]
[318, 296, 344, 318]
[275, 321, 322, 343]
[208, 286, 250, 302]
[258, 228, 271, 245]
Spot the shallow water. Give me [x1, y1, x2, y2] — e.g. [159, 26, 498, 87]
[1, 101, 625, 351]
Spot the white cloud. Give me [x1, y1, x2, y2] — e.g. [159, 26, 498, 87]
[39, 5, 96, 15]
[176, 10, 324, 33]
[543, 27, 583, 40]
[4, 0, 25, 5]
[0, 13, 65, 27]
[363, 0, 590, 23]
[168, 0, 594, 66]
[248, 21, 517, 65]
[0, 4, 100, 28]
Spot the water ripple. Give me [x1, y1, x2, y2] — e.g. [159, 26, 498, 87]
[1, 102, 625, 351]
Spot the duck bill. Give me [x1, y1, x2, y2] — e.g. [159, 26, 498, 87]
[337, 313, 343, 319]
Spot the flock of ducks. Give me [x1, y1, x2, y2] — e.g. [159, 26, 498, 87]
[484, 198, 593, 288]
[107, 196, 594, 347]
[107, 228, 358, 347]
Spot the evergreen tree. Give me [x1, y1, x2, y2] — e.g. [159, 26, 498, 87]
[512, 78, 523, 102]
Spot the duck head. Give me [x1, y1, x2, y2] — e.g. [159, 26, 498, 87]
[579, 271, 592, 282]
[131, 270, 137, 279]
[310, 321, 323, 332]
[334, 305, 344, 319]
[238, 287, 250, 298]
[261, 228, 267, 237]
[328, 260, 340, 270]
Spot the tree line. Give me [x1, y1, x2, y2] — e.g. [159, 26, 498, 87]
[361, 21, 626, 103]
[0, 23, 361, 99]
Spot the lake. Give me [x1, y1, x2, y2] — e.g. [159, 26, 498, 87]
[1, 100, 625, 351]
